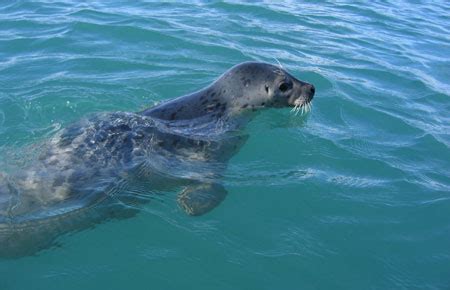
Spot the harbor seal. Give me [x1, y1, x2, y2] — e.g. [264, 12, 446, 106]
[0, 61, 315, 257]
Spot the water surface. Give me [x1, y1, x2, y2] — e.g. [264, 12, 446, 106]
[0, 1, 449, 289]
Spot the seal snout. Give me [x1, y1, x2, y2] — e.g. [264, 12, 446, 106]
[308, 84, 315, 98]
[288, 80, 315, 115]
[288, 81, 315, 107]
[302, 83, 315, 103]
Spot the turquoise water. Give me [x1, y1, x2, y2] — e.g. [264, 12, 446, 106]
[1, 0, 449, 289]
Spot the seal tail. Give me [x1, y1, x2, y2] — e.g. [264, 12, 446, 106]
[0, 171, 63, 258]
[0, 173, 138, 258]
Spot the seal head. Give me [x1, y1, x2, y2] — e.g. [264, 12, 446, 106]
[220, 62, 315, 114]
[144, 61, 315, 125]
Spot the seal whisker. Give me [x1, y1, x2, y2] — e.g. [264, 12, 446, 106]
[273, 57, 284, 70]
[296, 104, 300, 116]
[292, 103, 301, 115]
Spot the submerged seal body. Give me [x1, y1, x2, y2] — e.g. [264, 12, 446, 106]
[0, 62, 315, 257]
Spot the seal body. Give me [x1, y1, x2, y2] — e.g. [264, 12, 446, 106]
[0, 62, 315, 257]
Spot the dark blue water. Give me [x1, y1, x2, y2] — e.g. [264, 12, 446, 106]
[0, 1, 449, 289]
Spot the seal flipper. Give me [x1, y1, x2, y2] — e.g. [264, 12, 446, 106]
[177, 183, 227, 216]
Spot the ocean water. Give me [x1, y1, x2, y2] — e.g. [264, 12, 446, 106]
[0, 0, 449, 289]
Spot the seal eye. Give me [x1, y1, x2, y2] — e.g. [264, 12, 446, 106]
[279, 83, 289, 92]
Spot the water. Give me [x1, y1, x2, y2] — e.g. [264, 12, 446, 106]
[0, 1, 449, 289]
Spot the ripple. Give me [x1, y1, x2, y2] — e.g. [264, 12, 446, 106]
[1, 1, 450, 289]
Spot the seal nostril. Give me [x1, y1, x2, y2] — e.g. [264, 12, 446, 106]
[310, 85, 315, 96]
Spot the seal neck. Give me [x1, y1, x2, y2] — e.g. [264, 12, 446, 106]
[141, 83, 261, 132]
